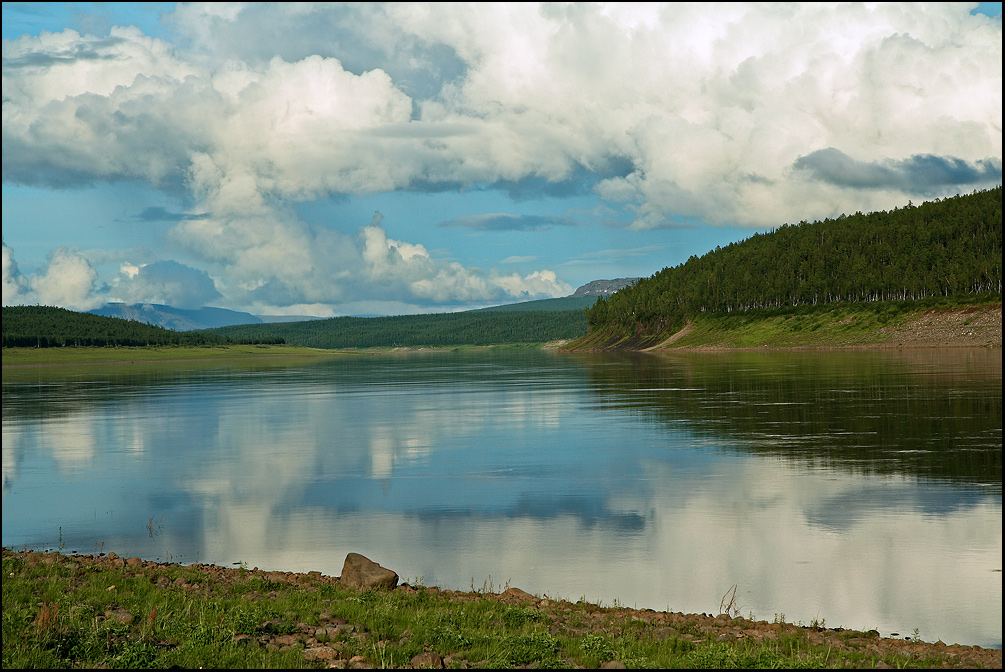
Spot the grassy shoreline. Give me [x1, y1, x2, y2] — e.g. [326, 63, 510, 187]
[0, 342, 574, 369]
[563, 301, 1002, 352]
[4, 548, 1000, 669]
[0, 343, 352, 368]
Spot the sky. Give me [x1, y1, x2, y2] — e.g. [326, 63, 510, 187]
[2, 2, 1002, 318]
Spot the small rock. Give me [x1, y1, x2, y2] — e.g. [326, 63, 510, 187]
[315, 625, 342, 639]
[274, 634, 300, 647]
[501, 587, 535, 601]
[304, 646, 338, 661]
[601, 661, 627, 669]
[107, 609, 134, 624]
[410, 651, 444, 668]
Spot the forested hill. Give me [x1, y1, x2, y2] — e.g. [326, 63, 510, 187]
[584, 186, 1002, 342]
[207, 310, 588, 349]
[1, 306, 280, 348]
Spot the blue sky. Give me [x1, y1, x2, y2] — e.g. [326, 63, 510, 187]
[2, 3, 1001, 317]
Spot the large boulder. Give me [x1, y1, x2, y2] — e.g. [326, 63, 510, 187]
[340, 553, 398, 590]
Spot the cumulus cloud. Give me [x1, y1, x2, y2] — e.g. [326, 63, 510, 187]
[2, 3, 1000, 311]
[2, 242, 30, 306]
[358, 215, 571, 302]
[29, 247, 104, 311]
[111, 260, 222, 309]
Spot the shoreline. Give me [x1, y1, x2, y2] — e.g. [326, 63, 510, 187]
[562, 304, 1003, 353]
[4, 548, 1001, 668]
[3, 303, 1001, 367]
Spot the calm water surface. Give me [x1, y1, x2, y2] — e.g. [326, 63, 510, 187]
[2, 348, 1001, 648]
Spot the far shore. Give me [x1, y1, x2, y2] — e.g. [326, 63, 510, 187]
[3, 302, 1001, 370]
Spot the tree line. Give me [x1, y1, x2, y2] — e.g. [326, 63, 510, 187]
[208, 310, 589, 349]
[586, 186, 1002, 337]
[2, 306, 284, 348]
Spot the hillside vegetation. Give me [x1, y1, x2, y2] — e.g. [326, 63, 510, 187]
[1, 306, 281, 349]
[579, 187, 1001, 348]
[208, 310, 588, 349]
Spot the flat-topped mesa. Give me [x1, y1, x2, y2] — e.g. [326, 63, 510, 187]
[339, 553, 398, 590]
[570, 278, 641, 298]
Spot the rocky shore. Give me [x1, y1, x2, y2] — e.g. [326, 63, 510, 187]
[5, 549, 1000, 669]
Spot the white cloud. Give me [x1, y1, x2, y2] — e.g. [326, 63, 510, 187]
[2, 242, 30, 306]
[2, 3, 1000, 311]
[29, 247, 103, 311]
[111, 260, 221, 309]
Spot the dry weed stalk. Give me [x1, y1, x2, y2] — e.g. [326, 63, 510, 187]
[720, 584, 740, 618]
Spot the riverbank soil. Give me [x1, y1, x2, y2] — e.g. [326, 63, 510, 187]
[872, 304, 1002, 347]
[3, 550, 1000, 669]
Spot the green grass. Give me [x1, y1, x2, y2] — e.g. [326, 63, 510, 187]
[1, 344, 350, 368]
[4, 549, 988, 669]
[568, 297, 1000, 351]
[1, 341, 573, 370]
[669, 304, 901, 348]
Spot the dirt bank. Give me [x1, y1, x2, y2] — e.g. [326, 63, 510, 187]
[871, 304, 1002, 348]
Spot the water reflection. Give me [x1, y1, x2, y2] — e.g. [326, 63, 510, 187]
[2, 349, 1001, 648]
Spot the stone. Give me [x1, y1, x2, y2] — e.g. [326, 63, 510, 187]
[314, 625, 342, 639]
[348, 654, 373, 668]
[340, 553, 398, 590]
[274, 634, 300, 647]
[410, 652, 444, 669]
[107, 609, 134, 624]
[501, 587, 535, 601]
[304, 646, 338, 661]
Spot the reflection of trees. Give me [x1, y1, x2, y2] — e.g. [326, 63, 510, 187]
[5, 349, 1000, 491]
[576, 350, 1003, 487]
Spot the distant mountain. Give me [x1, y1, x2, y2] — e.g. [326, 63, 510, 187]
[90, 303, 263, 331]
[87, 278, 638, 334]
[570, 278, 641, 297]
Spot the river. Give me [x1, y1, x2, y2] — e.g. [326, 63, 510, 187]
[2, 347, 1000, 648]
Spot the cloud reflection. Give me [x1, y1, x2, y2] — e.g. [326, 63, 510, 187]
[1, 351, 1000, 649]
